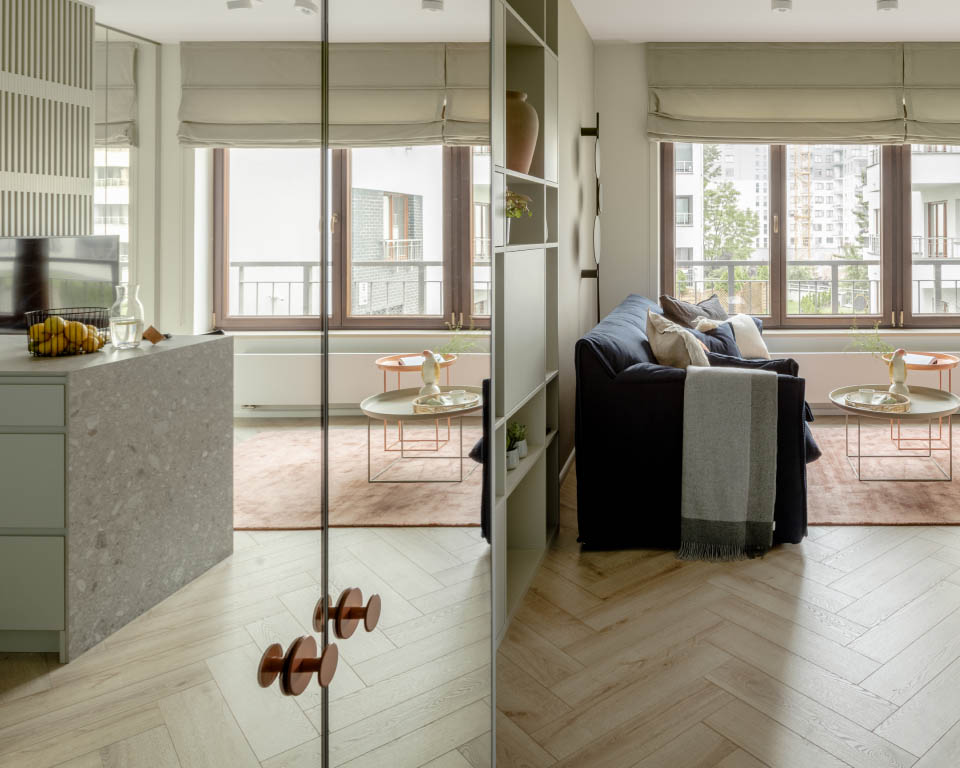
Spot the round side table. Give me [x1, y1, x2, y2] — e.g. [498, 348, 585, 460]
[374, 353, 458, 453]
[881, 352, 959, 449]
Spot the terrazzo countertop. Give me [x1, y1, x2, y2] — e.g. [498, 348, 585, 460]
[0, 333, 224, 375]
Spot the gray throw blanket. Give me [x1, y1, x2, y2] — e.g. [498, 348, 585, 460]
[679, 365, 778, 561]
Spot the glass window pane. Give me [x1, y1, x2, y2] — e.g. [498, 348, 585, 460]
[227, 148, 322, 318]
[94, 147, 131, 284]
[785, 144, 879, 317]
[673, 143, 770, 316]
[910, 144, 960, 315]
[348, 146, 443, 318]
[471, 146, 491, 318]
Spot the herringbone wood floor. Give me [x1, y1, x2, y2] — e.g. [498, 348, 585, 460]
[496, 464, 960, 767]
[0, 526, 491, 768]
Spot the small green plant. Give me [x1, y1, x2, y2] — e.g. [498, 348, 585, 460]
[507, 422, 526, 451]
[846, 319, 894, 359]
[436, 318, 479, 356]
[505, 190, 533, 219]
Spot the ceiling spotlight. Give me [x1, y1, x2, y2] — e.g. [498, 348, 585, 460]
[771, 0, 792, 12]
[877, 0, 899, 10]
[422, 0, 445, 10]
[294, 0, 318, 14]
[226, 0, 253, 8]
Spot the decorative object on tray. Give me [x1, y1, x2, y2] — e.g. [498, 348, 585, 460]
[418, 349, 443, 396]
[109, 283, 145, 349]
[505, 189, 533, 245]
[888, 347, 910, 396]
[25, 307, 108, 357]
[843, 388, 910, 413]
[508, 421, 528, 458]
[412, 390, 481, 413]
[505, 90, 539, 174]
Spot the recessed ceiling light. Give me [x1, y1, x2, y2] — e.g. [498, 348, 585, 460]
[877, 0, 899, 10]
[771, 0, 792, 13]
[294, 0, 318, 14]
[226, 0, 253, 9]
[422, 0, 444, 10]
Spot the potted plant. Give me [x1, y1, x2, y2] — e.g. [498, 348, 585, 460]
[508, 421, 528, 459]
[505, 189, 533, 245]
[436, 317, 479, 357]
[506, 427, 520, 470]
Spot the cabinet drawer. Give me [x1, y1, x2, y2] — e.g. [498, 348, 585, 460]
[0, 435, 64, 528]
[0, 537, 64, 630]
[0, 385, 64, 428]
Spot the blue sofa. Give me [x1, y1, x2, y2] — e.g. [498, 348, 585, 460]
[574, 295, 813, 548]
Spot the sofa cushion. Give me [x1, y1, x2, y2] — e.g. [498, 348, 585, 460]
[689, 322, 741, 357]
[579, 294, 661, 376]
[660, 293, 728, 327]
[647, 312, 710, 369]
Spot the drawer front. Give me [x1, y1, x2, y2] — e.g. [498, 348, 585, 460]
[0, 435, 64, 528]
[0, 537, 64, 630]
[0, 385, 65, 428]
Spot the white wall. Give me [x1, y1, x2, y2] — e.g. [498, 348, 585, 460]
[594, 42, 657, 315]
[558, 0, 597, 463]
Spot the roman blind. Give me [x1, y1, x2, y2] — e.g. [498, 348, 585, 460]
[442, 43, 490, 146]
[327, 43, 445, 147]
[95, 41, 137, 146]
[646, 43, 905, 144]
[179, 42, 323, 147]
[179, 42, 490, 148]
[904, 44, 960, 144]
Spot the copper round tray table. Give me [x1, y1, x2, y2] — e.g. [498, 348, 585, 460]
[374, 353, 458, 453]
[881, 352, 959, 449]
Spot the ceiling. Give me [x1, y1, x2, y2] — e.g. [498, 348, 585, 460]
[571, 0, 960, 42]
[89, 0, 488, 43]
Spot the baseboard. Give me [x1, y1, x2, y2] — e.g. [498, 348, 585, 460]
[559, 447, 575, 485]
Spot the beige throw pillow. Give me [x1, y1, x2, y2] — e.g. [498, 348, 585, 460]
[647, 311, 710, 369]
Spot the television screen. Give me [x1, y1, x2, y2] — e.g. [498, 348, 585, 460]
[0, 236, 120, 332]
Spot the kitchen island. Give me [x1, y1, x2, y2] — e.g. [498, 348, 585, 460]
[0, 334, 233, 661]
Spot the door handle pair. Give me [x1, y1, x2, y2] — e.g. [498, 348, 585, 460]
[257, 588, 382, 696]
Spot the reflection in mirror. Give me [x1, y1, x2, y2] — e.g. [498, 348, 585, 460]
[326, 1, 493, 765]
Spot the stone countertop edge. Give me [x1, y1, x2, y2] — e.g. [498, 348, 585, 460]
[0, 334, 229, 375]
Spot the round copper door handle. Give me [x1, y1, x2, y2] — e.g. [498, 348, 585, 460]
[313, 588, 383, 639]
[257, 636, 338, 696]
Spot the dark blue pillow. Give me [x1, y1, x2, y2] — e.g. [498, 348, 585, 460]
[690, 323, 741, 357]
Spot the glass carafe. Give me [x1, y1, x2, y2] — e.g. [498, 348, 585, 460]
[109, 284, 145, 349]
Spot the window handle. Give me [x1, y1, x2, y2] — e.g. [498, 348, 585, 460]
[891, 310, 896, 326]
[773, 214, 779, 235]
[900, 310, 904, 328]
[330, 213, 339, 233]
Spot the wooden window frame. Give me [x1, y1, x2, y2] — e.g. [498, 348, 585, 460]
[213, 145, 490, 332]
[660, 142, 902, 330]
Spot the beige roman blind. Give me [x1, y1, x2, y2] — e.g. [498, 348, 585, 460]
[443, 43, 490, 146]
[328, 43, 445, 147]
[179, 42, 323, 147]
[95, 41, 137, 146]
[646, 43, 905, 144]
[904, 44, 960, 144]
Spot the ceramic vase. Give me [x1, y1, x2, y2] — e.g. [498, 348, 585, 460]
[506, 90, 539, 175]
[506, 448, 520, 470]
[888, 348, 910, 396]
[516, 438, 528, 459]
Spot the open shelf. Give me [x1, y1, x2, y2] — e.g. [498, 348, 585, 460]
[506, 548, 542, 615]
[504, 179, 545, 247]
[503, 441, 545, 498]
[505, 0, 546, 48]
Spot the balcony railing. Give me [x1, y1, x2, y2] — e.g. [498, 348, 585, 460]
[914, 279, 960, 314]
[230, 258, 443, 317]
[676, 212, 693, 226]
[867, 234, 881, 255]
[912, 236, 960, 259]
[676, 258, 880, 316]
[381, 238, 423, 261]
[912, 145, 960, 154]
[675, 159, 693, 174]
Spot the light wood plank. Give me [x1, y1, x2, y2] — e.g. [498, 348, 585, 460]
[159, 682, 259, 768]
[633, 723, 735, 768]
[705, 699, 848, 768]
[707, 657, 915, 768]
[831, 536, 943, 598]
[706, 622, 896, 730]
[840, 557, 957, 627]
[99, 725, 181, 768]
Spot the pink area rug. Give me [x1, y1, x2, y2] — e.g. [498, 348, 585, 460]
[808, 423, 960, 525]
[234, 425, 482, 529]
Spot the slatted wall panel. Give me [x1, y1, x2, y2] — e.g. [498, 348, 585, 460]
[0, 0, 95, 237]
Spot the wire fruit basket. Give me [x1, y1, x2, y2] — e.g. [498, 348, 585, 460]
[24, 307, 110, 358]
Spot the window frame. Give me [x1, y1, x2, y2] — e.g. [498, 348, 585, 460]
[213, 145, 490, 332]
[661, 142, 903, 330]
